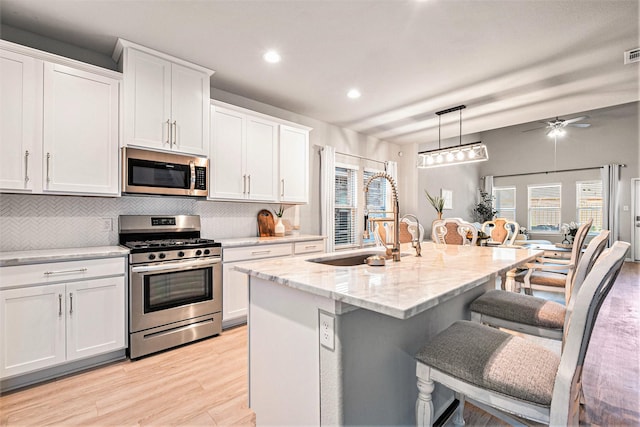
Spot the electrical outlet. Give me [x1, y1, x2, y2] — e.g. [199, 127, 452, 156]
[319, 312, 335, 350]
[100, 218, 112, 232]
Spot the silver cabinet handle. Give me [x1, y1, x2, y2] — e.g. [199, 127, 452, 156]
[247, 175, 251, 195]
[58, 294, 62, 316]
[24, 150, 30, 184]
[166, 119, 171, 146]
[281, 179, 285, 197]
[172, 120, 177, 147]
[243, 174, 247, 194]
[44, 267, 88, 276]
[69, 292, 73, 315]
[46, 153, 51, 183]
[251, 250, 271, 255]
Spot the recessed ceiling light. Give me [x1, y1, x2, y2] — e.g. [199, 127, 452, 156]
[347, 89, 361, 99]
[263, 50, 281, 64]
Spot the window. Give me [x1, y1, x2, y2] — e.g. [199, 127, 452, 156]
[334, 165, 358, 247]
[363, 169, 387, 245]
[528, 184, 561, 232]
[576, 180, 603, 232]
[493, 186, 516, 221]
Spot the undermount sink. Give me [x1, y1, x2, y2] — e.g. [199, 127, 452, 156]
[307, 251, 408, 267]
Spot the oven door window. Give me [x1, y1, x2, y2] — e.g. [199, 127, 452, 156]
[144, 267, 212, 313]
[129, 158, 190, 189]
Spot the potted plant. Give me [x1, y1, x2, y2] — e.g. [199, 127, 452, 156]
[274, 205, 285, 236]
[424, 190, 445, 220]
[471, 191, 497, 223]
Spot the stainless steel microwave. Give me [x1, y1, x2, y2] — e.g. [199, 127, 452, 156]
[122, 147, 208, 197]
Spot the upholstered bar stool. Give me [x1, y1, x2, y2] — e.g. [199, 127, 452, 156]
[469, 230, 609, 340]
[514, 219, 592, 303]
[415, 241, 629, 427]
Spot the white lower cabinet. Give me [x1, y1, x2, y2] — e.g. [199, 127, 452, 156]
[0, 284, 66, 377]
[0, 256, 126, 380]
[65, 277, 125, 362]
[222, 240, 324, 328]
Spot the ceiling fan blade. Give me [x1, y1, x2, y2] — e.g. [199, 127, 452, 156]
[522, 126, 547, 132]
[562, 115, 589, 125]
[568, 123, 591, 128]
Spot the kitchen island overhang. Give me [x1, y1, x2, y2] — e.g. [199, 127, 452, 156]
[235, 243, 542, 426]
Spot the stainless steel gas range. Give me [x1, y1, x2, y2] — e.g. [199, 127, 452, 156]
[119, 215, 222, 359]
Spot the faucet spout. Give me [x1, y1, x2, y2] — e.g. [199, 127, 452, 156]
[364, 172, 401, 262]
[401, 214, 422, 257]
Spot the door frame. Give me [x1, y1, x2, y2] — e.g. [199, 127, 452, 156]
[632, 178, 640, 261]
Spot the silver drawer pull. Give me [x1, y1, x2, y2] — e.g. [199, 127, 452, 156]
[44, 267, 88, 276]
[305, 245, 317, 249]
[46, 152, 51, 183]
[251, 250, 271, 255]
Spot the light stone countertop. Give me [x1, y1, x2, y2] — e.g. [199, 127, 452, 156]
[0, 246, 130, 267]
[234, 242, 542, 320]
[217, 234, 326, 248]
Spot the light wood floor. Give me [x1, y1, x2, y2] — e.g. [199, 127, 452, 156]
[1, 262, 638, 426]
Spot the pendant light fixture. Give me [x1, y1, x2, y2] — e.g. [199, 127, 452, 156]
[417, 105, 489, 168]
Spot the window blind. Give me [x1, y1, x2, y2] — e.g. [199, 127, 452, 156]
[493, 186, 516, 221]
[334, 166, 358, 247]
[528, 184, 561, 232]
[577, 180, 603, 231]
[363, 169, 387, 244]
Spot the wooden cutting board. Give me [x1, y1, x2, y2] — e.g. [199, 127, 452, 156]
[257, 209, 275, 237]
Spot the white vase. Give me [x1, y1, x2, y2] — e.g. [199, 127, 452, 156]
[274, 218, 285, 237]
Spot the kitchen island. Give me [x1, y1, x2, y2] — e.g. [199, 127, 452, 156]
[234, 242, 541, 426]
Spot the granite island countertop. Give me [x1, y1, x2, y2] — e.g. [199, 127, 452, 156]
[0, 246, 130, 267]
[234, 242, 542, 320]
[217, 234, 325, 248]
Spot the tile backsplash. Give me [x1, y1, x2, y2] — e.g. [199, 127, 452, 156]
[0, 194, 271, 252]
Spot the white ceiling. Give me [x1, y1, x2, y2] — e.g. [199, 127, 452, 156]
[1, 0, 638, 146]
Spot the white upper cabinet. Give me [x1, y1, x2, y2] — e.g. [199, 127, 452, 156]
[279, 124, 310, 203]
[43, 63, 119, 195]
[0, 41, 121, 197]
[209, 104, 278, 202]
[0, 49, 40, 192]
[209, 100, 311, 204]
[115, 39, 214, 156]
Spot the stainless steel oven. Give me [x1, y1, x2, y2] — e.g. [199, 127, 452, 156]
[120, 215, 222, 359]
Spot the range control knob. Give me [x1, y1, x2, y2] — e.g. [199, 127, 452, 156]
[204, 249, 210, 255]
[158, 253, 166, 259]
[195, 250, 202, 256]
[148, 254, 156, 260]
[178, 251, 185, 257]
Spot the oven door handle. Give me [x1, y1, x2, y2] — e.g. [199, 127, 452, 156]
[131, 258, 221, 274]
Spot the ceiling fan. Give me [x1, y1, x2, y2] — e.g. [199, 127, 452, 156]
[523, 115, 591, 136]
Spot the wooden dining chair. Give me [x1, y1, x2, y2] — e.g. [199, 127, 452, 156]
[469, 229, 609, 340]
[515, 219, 593, 303]
[481, 218, 519, 246]
[415, 241, 629, 427]
[432, 218, 477, 245]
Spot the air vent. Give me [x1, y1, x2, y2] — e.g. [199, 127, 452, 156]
[624, 48, 640, 64]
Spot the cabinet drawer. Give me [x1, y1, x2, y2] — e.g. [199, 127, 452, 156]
[223, 243, 292, 262]
[0, 257, 126, 289]
[294, 240, 325, 255]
